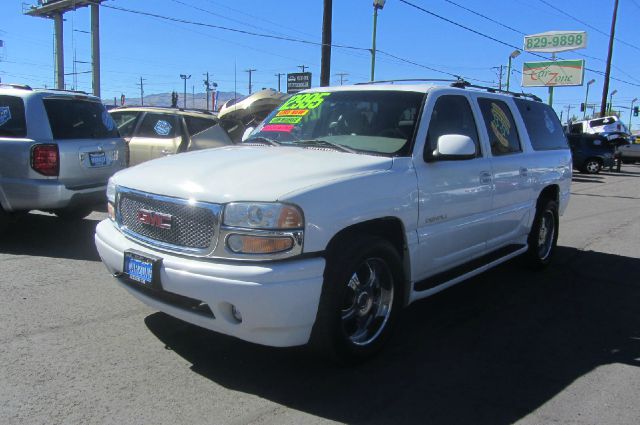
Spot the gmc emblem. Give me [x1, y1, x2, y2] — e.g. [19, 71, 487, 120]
[137, 209, 173, 230]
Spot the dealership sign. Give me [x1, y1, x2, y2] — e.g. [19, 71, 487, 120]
[287, 72, 311, 94]
[524, 31, 587, 53]
[522, 60, 585, 87]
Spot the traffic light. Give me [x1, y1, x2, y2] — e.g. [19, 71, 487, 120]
[580, 102, 585, 112]
[634, 106, 639, 117]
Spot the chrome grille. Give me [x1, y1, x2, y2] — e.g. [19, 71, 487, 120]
[117, 188, 219, 253]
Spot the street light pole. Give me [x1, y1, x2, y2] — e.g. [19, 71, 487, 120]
[630, 98, 637, 131]
[608, 89, 617, 115]
[505, 49, 520, 92]
[370, 0, 386, 81]
[180, 74, 191, 109]
[583, 79, 595, 119]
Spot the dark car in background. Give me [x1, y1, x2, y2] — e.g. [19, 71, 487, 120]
[567, 133, 615, 174]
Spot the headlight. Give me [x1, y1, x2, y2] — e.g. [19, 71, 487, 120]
[222, 202, 304, 256]
[223, 202, 303, 229]
[106, 178, 116, 221]
[106, 178, 116, 203]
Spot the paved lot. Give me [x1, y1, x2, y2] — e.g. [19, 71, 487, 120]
[1, 165, 639, 425]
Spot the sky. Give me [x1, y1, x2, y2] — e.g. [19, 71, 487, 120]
[1, 0, 639, 130]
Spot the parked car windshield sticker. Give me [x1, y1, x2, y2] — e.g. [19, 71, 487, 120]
[154, 120, 172, 136]
[268, 93, 330, 126]
[543, 109, 555, 133]
[0, 106, 11, 127]
[102, 110, 116, 131]
[489, 103, 511, 148]
[262, 124, 294, 133]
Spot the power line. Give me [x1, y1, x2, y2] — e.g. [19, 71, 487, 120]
[536, 0, 640, 53]
[101, 3, 369, 53]
[397, 0, 640, 88]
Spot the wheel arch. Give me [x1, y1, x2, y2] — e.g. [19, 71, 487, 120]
[324, 216, 411, 306]
[537, 184, 559, 207]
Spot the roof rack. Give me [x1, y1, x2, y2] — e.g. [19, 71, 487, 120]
[37, 88, 90, 95]
[355, 78, 464, 85]
[114, 105, 216, 115]
[453, 80, 542, 102]
[0, 83, 33, 90]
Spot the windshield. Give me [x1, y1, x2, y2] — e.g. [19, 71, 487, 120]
[246, 90, 425, 156]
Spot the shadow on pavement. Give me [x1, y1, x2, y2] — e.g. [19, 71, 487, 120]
[145, 247, 640, 424]
[0, 211, 102, 261]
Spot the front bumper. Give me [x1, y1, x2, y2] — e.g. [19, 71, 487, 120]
[0, 177, 106, 211]
[94, 219, 325, 347]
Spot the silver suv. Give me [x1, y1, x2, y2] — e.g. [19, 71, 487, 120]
[0, 84, 128, 230]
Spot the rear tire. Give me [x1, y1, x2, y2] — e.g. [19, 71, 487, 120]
[53, 206, 94, 220]
[310, 234, 403, 364]
[525, 198, 559, 269]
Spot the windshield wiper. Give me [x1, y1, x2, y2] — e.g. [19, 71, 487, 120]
[244, 136, 283, 146]
[296, 139, 355, 153]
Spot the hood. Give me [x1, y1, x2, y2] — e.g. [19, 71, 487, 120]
[113, 145, 393, 203]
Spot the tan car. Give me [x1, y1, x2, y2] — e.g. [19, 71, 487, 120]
[110, 89, 287, 166]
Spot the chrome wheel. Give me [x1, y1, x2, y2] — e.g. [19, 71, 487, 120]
[585, 159, 601, 174]
[537, 210, 555, 261]
[341, 257, 394, 346]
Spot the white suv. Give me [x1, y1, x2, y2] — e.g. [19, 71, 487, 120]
[95, 82, 571, 363]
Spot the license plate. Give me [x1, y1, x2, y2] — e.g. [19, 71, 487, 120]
[89, 152, 107, 167]
[123, 250, 161, 288]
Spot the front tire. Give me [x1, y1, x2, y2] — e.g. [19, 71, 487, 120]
[311, 235, 403, 364]
[525, 198, 559, 269]
[582, 158, 602, 174]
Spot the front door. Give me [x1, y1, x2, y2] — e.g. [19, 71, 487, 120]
[414, 93, 493, 282]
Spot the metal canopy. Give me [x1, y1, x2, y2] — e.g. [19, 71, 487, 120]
[24, 0, 104, 19]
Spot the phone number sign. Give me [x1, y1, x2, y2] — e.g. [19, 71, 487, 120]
[522, 60, 585, 87]
[524, 31, 587, 53]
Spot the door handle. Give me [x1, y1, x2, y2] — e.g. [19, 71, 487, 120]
[479, 171, 492, 184]
[161, 149, 173, 155]
[519, 167, 528, 177]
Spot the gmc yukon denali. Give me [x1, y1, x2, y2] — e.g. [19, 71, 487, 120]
[95, 82, 571, 363]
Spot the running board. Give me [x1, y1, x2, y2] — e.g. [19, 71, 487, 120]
[414, 244, 526, 292]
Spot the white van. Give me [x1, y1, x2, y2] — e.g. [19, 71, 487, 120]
[569, 115, 629, 135]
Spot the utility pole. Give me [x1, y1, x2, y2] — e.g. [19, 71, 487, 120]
[496, 65, 504, 91]
[274, 73, 285, 92]
[320, 0, 332, 87]
[180, 74, 191, 109]
[336, 72, 349, 85]
[565, 104, 573, 123]
[203, 72, 211, 111]
[600, 0, 619, 117]
[298, 65, 308, 73]
[245, 69, 256, 94]
[136, 77, 146, 106]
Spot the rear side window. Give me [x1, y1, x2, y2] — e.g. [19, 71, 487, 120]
[110, 110, 141, 138]
[137, 113, 178, 138]
[478, 98, 522, 156]
[0, 95, 27, 138]
[43, 98, 118, 139]
[514, 99, 567, 151]
[184, 116, 217, 136]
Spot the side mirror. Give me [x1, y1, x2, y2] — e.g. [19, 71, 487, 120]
[241, 127, 255, 142]
[429, 134, 476, 161]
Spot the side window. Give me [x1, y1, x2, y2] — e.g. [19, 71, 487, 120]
[0, 95, 27, 138]
[137, 113, 177, 138]
[425, 95, 480, 160]
[478, 98, 522, 156]
[184, 116, 217, 136]
[109, 111, 141, 138]
[514, 99, 568, 151]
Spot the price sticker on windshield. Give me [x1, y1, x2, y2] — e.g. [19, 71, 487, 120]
[279, 92, 331, 111]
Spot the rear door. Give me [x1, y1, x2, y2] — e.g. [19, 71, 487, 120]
[128, 113, 181, 165]
[475, 97, 534, 250]
[42, 96, 126, 189]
